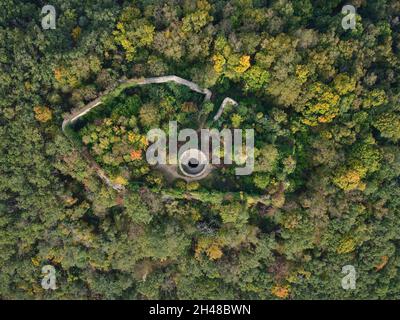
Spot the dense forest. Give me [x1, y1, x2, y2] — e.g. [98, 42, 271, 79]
[1, 0, 400, 299]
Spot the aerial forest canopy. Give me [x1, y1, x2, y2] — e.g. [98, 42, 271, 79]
[1, 0, 400, 299]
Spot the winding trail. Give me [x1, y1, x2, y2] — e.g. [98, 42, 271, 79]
[62, 75, 236, 191]
[213, 97, 238, 121]
[127, 76, 212, 101]
[62, 75, 213, 131]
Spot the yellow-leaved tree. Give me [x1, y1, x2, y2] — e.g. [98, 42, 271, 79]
[113, 6, 155, 61]
[34, 106, 52, 123]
